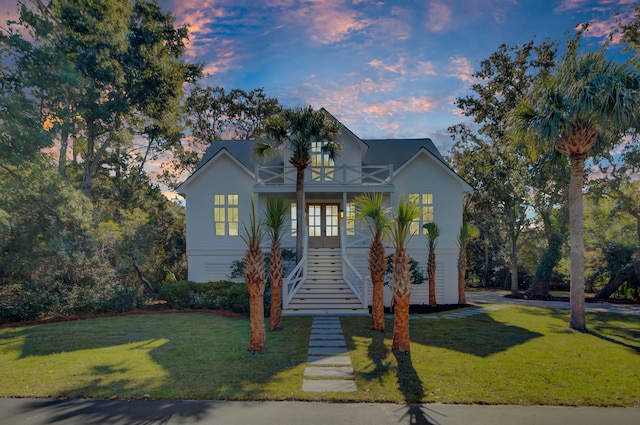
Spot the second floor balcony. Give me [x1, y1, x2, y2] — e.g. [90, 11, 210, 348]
[254, 164, 394, 192]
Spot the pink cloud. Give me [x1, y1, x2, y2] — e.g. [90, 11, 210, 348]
[364, 97, 436, 117]
[417, 61, 437, 76]
[284, 0, 370, 44]
[447, 57, 475, 84]
[426, 1, 452, 32]
[368, 57, 406, 74]
[555, 0, 589, 13]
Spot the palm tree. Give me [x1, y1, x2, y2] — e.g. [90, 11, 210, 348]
[511, 49, 640, 331]
[354, 192, 390, 332]
[423, 222, 440, 307]
[263, 198, 288, 331]
[389, 196, 420, 354]
[255, 106, 341, 263]
[240, 197, 266, 352]
[457, 223, 478, 304]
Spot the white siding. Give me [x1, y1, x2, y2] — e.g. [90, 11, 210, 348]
[391, 152, 465, 304]
[183, 154, 255, 282]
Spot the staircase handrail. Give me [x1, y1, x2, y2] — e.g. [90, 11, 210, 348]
[341, 238, 366, 308]
[282, 225, 308, 309]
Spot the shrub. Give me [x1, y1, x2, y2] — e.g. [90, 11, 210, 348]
[385, 254, 427, 285]
[159, 281, 251, 315]
[159, 281, 193, 310]
[0, 281, 146, 323]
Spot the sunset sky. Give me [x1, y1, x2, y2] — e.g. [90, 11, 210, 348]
[0, 0, 637, 154]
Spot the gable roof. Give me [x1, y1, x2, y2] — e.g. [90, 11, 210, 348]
[363, 138, 472, 192]
[177, 112, 472, 194]
[176, 143, 262, 195]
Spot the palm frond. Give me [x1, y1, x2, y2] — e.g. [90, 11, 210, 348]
[263, 198, 288, 243]
[240, 196, 263, 249]
[423, 222, 440, 246]
[354, 192, 391, 238]
[389, 195, 420, 251]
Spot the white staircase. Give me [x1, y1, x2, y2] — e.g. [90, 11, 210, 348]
[284, 248, 369, 316]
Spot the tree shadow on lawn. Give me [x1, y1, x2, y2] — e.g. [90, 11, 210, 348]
[409, 313, 543, 358]
[3, 314, 311, 406]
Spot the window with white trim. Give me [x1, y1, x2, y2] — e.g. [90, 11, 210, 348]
[346, 202, 355, 236]
[409, 193, 433, 235]
[290, 202, 297, 236]
[311, 141, 335, 181]
[214, 194, 239, 236]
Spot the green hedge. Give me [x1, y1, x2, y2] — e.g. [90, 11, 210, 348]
[159, 281, 257, 315]
[0, 281, 145, 323]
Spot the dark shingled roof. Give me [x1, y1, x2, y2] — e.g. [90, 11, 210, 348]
[192, 138, 448, 175]
[361, 138, 445, 170]
[192, 140, 280, 174]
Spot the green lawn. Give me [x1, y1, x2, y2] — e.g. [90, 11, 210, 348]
[0, 307, 638, 406]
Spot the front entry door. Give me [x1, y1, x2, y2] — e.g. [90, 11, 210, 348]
[308, 203, 340, 248]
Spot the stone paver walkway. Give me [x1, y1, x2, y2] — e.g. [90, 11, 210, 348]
[302, 317, 356, 392]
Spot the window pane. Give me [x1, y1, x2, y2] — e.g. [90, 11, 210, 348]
[229, 208, 238, 222]
[228, 222, 238, 236]
[228, 194, 238, 205]
[410, 221, 418, 235]
[409, 193, 419, 204]
[424, 193, 433, 204]
[214, 208, 225, 222]
[215, 223, 226, 236]
[291, 203, 297, 236]
[214, 194, 224, 205]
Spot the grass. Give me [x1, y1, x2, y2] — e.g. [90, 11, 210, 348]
[0, 307, 638, 406]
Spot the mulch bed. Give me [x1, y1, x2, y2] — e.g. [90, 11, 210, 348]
[382, 304, 472, 315]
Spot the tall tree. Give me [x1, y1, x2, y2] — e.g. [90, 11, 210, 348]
[124, 0, 201, 184]
[457, 223, 479, 304]
[1, 0, 200, 197]
[240, 198, 266, 353]
[451, 40, 556, 293]
[255, 106, 341, 263]
[355, 192, 390, 332]
[165, 86, 283, 187]
[526, 155, 570, 297]
[510, 48, 640, 331]
[263, 198, 288, 331]
[389, 196, 420, 354]
[423, 222, 440, 307]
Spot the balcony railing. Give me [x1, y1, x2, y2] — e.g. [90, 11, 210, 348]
[255, 165, 393, 187]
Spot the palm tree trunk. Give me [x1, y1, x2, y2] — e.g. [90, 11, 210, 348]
[568, 154, 586, 331]
[269, 241, 283, 331]
[391, 292, 411, 353]
[246, 247, 267, 352]
[295, 167, 305, 263]
[370, 238, 386, 332]
[428, 249, 436, 307]
[458, 250, 467, 304]
[248, 283, 266, 351]
[391, 247, 411, 353]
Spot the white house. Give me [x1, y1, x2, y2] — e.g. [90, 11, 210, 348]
[177, 111, 472, 315]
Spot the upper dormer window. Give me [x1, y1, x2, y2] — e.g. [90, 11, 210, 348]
[311, 141, 335, 182]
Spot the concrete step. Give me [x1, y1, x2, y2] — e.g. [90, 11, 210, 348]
[283, 308, 369, 316]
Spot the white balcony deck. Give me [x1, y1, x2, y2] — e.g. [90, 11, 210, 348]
[254, 165, 394, 192]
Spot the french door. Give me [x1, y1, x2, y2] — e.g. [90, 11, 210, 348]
[307, 203, 340, 248]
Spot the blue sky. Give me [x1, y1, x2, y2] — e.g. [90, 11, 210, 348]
[0, 0, 636, 155]
[156, 0, 637, 153]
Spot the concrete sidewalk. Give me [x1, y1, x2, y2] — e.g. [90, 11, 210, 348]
[1, 399, 639, 425]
